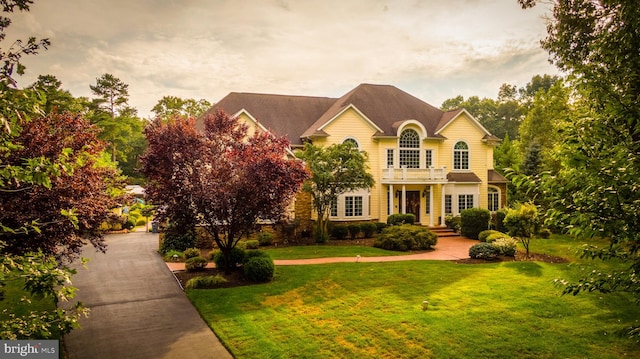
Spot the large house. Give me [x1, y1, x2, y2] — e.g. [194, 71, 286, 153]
[199, 84, 507, 228]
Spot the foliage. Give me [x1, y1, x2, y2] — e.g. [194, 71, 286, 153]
[444, 215, 461, 232]
[296, 142, 374, 242]
[468, 242, 500, 260]
[491, 237, 518, 257]
[373, 224, 437, 251]
[386, 213, 416, 226]
[244, 256, 275, 283]
[243, 249, 272, 263]
[212, 247, 246, 270]
[184, 275, 227, 289]
[89, 73, 130, 119]
[347, 224, 360, 240]
[460, 208, 491, 240]
[245, 240, 259, 250]
[142, 111, 308, 272]
[159, 231, 197, 255]
[184, 256, 208, 272]
[375, 222, 388, 233]
[537, 228, 551, 239]
[151, 96, 211, 120]
[485, 232, 511, 243]
[491, 208, 508, 232]
[183, 248, 200, 259]
[478, 230, 502, 242]
[504, 203, 539, 257]
[162, 250, 184, 262]
[360, 222, 377, 238]
[257, 231, 274, 246]
[331, 224, 348, 240]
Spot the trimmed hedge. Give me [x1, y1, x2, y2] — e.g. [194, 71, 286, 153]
[257, 232, 274, 246]
[374, 224, 437, 251]
[332, 224, 349, 240]
[492, 237, 517, 256]
[347, 224, 361, 240]
[245, 240, 260, 250]
[185, 256, 208, 272]
[159, 232, 197, 254]
[485, 232, 511, 243]
[360, 222, 377, 238]
[387, 213, 416, 226]
[185, 275, 227, 289]
[469, 243, 500, 260]
[460, 208, 491, 240]
[479, 230, 505, 242]
[213, 247, 246, 269]
[244, 256, 275, 282]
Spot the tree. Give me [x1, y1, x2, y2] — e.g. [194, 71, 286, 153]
[503, 202, 539, 257]
[89, 73, 130, 119]
[27, 74, 80, 114]
[141, 111, 308, 272]
[151, 96, 211, 120]
[519, 0, 640, 337]
[296, 142, 375, 243]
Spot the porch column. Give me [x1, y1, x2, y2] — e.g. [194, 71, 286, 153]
[429, 186, 434, 227]
[441, 184, 446, 227]
[401, 185, 406, 214]
[388, 184, 394, 216]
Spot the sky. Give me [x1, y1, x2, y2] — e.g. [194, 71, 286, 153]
[7, 0, 559, 119]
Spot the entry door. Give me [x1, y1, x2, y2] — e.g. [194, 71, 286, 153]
[406, 191, 420, 223]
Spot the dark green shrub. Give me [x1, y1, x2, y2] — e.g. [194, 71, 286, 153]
[163, 250, 184, 261]
[374, 224, 437, 251]
[347, 224, 361, 240]
[375, 222, 388, 233]
[445, 215, 461, 232]
[124, 219, 135, 230]
[257, 232, 274, 246]
[213, 247, 246, 269]
[244, 256, 275, 282]
[387, 213, 416, 225]
[361, 222, 377, 238]
[492, 237, 517, 257]
[537, 228, 552, 239]
[469, 243, 500, 260]
[314, 227, 329, 243]
[185, 256, 208, 272]
[331, 224, 349, 240]
[136, 217, 147, 226]
[460, 208, 491, 240]
[493, 208, 508, 232]
[159, 232, 197, 254]
[183, 247, 200, 259]
[245, 240, 260, 249]
[479, 230, 504, 242]
[243, 250, 271, 264]
[184, 275, 227, 289]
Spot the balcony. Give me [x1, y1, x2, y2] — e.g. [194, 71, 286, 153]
[381, 166, 448, 184]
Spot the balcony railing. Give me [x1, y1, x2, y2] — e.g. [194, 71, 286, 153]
[382, 166, 447, 182]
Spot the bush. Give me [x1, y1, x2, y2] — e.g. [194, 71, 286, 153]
[257, 232, 274, 246]
[245, 240, 260, 250]
[159, 232, 197, 254]
[124, 219, 136, 230]
[387, 213, 416, 225]
[361, 222, 377, 238]
[347, 224, 361, 240]
[184, 275, 227, 289]
[374, 224, 437, 251]
[183, 248, 201, 259]
[445, 215, 461, 232]
[213, 247, 246, 269]
[375, 222, 388, 233]
[469, 243, 500, 260]
[163, 250, 184, 261]
[460, 208, 491, 240]
[479, 230, 504, 242]
[185, 256, 208, 272]
[331, 224, 349, 240]
[136, 217, 147, 226]
[537, 228, 552, 239]
[243, 250, 271, 263]
[493, 208, 508, 232]
[244, 256, 275, 282]
[492, 237, 518, 257]
[485, 232, 511, 243]
[314, 227, 329, 243]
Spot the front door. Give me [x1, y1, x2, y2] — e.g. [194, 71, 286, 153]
[406, 191, 420, 223]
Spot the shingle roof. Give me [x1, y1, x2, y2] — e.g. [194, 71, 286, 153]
[488, 169, 508, 183]
[447, 172, 482, 183]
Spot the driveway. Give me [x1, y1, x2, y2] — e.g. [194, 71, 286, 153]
[64, 231, 232, 359]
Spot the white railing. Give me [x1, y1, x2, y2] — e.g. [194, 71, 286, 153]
[382, 166, 447, 182]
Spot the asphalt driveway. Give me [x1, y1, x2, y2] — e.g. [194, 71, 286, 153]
[63, 231, 232, 359]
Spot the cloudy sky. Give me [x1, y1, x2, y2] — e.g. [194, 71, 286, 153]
[8, 0, 558, 118]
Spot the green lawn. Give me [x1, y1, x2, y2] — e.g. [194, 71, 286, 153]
[264, 245, 404, 260]
[188, 235, 640, 358]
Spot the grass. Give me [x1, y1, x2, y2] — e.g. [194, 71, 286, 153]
[264, 245, 404, 260]
[188, 235, 640, 358]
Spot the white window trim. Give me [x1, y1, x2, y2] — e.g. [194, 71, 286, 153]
[453, 140, 470, 171]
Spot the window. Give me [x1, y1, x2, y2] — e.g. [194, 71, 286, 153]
[343, 138, 359, 150]
[458, 194, 474, 211]
[488, 187, 499, 211]
[445, 195, 452, 214]
[386, 149, 394, 168]
[425, 149, 433, 167]
[345, 196, 363, 217]
[453, 141, 469, 170]
[330, 198, 338, 217]
[399, 129, 420, 168]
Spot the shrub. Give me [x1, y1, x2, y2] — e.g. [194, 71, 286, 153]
[445, 215, 461, 232]
[479, 230, 502, 242]
[538, 228, 552, 239]
[257, 231, 274, 246]
[492, 237, 518, 257]
[183, 247, 201, 259]
[159, 232, 197, 254]
[245, 240, 260, 250]
[331, 224, 349, 240]
[360, 222, 377, 238]
[374, 224, 437, 251]
[485, 232, 511, 243]
[387, 213, 416, 226]
[375, 222, 388, 233]
[493, 208, 508, 232]
[314, 227, 329, 243]
[213, 247, 246, 269]
[244, 256, 275, 282]
[460, 208, 491, 240]
[469, 243, 500, 260]
[185, 256, 208, 272]
[163, 250, 184, 261]
[184, 275, 227, 289]
[136, 217, 147, 226]
[124, 219, 136, 230]
[243, 250, 271, 263]
[347, 224, 361, 240]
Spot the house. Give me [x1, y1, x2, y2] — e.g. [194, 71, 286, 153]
[199, 84, 507, 228]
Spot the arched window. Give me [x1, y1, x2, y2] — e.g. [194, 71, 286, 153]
[488, 187, 500, 211]
[343, 138, 359, 150]
[453, 141, 469, 170]
[399, 129, 420, 168]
